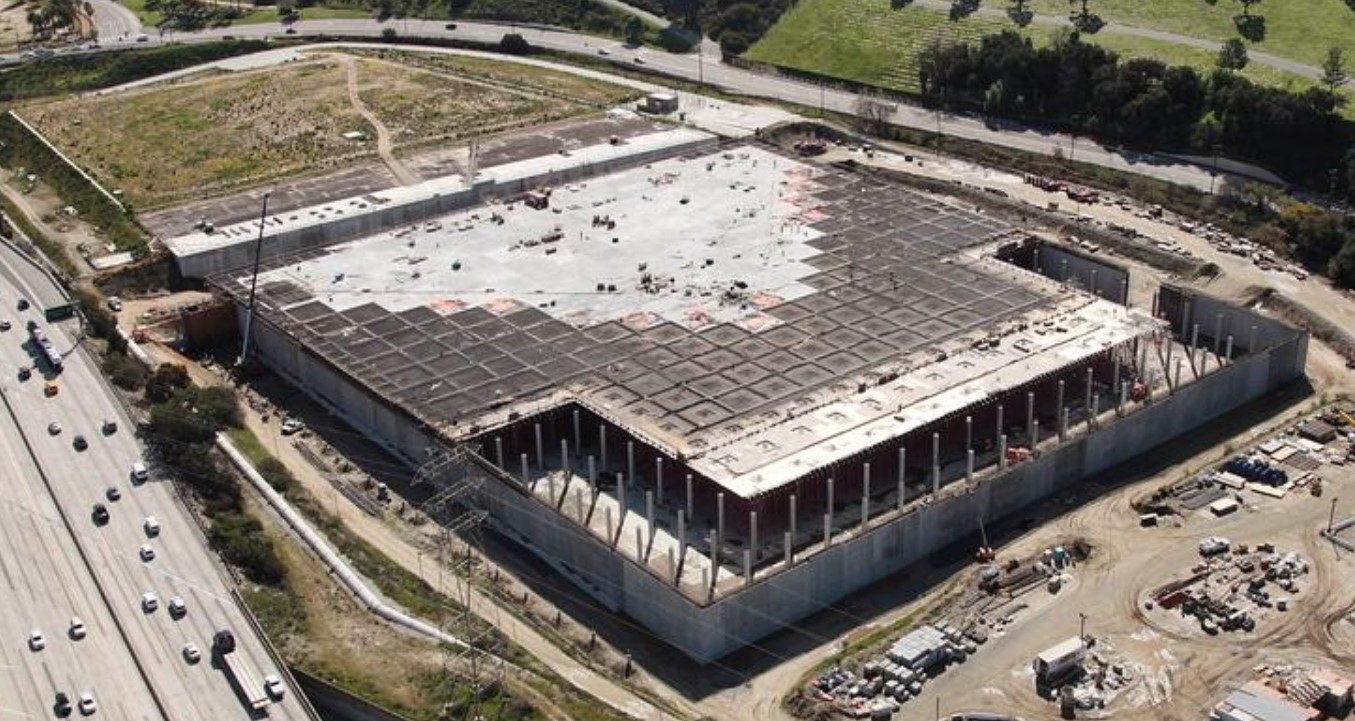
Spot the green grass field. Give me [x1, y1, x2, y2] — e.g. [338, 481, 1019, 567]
[1026, 0, 1355, 68]
[120, 0, 371, 29]
[748, 0, 1355, 102]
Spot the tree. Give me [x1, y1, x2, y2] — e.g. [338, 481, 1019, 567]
[499, 32, 530, 55]
[145, 362, 190, 403]
[624, 16, 644, 46]
[1217, 38, 1248, 71]
[1322, 47, 1347, 95]
[1235, 0, 1259, 16]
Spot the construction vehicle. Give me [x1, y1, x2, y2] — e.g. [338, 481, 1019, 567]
[1005, 446, 1032, 464]
[794, 138, 827, 156]
[1130, 381, 1148, 402]
[212, 630, 269, 712]
[1337, 408, 1355, 431]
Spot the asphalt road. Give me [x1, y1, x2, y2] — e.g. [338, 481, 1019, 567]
[0, 247, 309, 721]
[61, 11, 1251, 193]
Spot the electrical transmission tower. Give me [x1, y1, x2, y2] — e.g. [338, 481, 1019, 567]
[413, 446, 502, 720]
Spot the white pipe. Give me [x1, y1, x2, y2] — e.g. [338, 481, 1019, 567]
[217, 435, 471, 651]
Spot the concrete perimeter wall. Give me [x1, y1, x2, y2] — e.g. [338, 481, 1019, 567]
[246, 296, 1306, 664]
[178, 136, 718, 279]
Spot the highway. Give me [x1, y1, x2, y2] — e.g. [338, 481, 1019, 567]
[61, 9, 1259, 193]
[0, 244, 310, 720]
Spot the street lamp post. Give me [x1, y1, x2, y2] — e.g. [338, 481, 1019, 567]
[1079, 612, 1088, 641]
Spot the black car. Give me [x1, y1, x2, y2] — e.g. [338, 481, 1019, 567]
[54, 691, 72, 718]
[106, 486, 121, 502]
[17, 367, 30, 381]
[16, 298, 28, 311]
[101, 420, 117, 435]
[73, 436, 88, 451]
[92, 504, 109, 525]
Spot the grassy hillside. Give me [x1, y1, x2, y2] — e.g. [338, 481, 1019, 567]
[747, 0, 1355, 108]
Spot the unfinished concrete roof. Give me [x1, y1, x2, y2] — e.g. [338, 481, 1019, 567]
[214, 143, 1159, 497]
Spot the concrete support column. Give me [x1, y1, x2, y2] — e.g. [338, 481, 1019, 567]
[996, 405, 1004, 443]
[749, 511, 758, 563]
[1033, 247, 1040, 273]
[520, 453, 529, 484]
[1214, 313, 1224, 355]
[572, 409, 581, 458]
[560, 439, 569, 474]
[547, 473, 556, 507]
[966, 449, 974, 483]
[1089, 396, 1099, 431]
[1118, 383, 1127, 416]
[931, 432, 941, 494]
[574, 487, 585, 523]
[789, 494, 798, 543]
[655, 458, 664, 506]
[1112, 356, 1121, 395]
[635, 526, 644, 560]
[1190, 324, 1201, 377]
[1026, 392, 1035, 443]
[495, 437, 504, 469]
[716, 492, 725, 561]
[827, 477, 835, 518]
[1226, 335, 1234, 363]
[1089, 268, 1098, 295]
[823, 513, 832, 547]
[685, 474, 694, 518]
[1056, 379, 1065, 422]
[534, 423, 544, 470]
[599, 425, 608, 469]
[999, 434, 1008, 469]
[1084, 367, 1094, 411]
[861, 463, 871, 527]
[707, 530, 719, 594]
[627, 441, 635, 491]
[1059, 407, 1069, 441]
[1031, 420, 1040, 447]
[965, 416, 972, 453]
[1174, 359, 1182, 393]
[606, 507, 615, 548]
[743, 548, 752, 585]
[897, 447, 907, 511]
[784, 531, 794, 567]
[1061, 258, 1068, 282]
[677, 510, 687, 563]
[618, 472, 626, 498]
[1139, 343, 1149, 378]
[587, 455, 596, 490]
[669, 547, 678, 585]
[1249, 325, 1258, 354]
[645, 490, 655, 529]
[1121, 278, 1129, 307]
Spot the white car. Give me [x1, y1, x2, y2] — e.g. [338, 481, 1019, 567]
[264, 674, 285, 700]
[168, 596, 186, 619]
[143, 516, 160, 538]
[47, 421, 62, 435]
[28, 629, 45, 651]
[1199, 536, 1231, 556]
[131, 462, 149, 483]
[69, 617, 86, 640]
[138, 545, 155, 562]
[106, 296, 122, 311]
[182, 642, 201, 664]
[141, 592, 158, 613]
[78, 691, 96, 715]
[280, 418, 305, 435]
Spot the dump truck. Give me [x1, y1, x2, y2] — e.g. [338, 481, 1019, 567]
[212, 630, 269, 711]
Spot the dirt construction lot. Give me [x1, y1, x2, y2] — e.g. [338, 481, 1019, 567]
[21, 52, 626, 209]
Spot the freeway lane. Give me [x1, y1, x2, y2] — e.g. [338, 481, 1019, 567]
[0, 245, 310, 721]
[0, 399, 164, 721]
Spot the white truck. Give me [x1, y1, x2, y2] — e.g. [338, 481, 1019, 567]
[212, 630, 269, 711]
[1032, 636, 1086, 684]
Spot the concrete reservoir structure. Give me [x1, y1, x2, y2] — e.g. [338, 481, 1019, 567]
[182, 134, 1307, 663]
